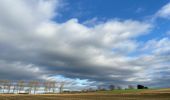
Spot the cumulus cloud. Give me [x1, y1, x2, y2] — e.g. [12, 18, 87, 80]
[136, 38, 170, 87]
[0, 60, 47, 80]
[155, 2, 170, 19]
[0, 0, 170, 89]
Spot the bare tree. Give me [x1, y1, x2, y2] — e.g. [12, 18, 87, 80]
[51, 81, 58, 93]
[18, 80, 25, 93]
[117, 86, 122, 90]
[0, 80, 3, 93]
[109, 84, 115, 90]
[15, 81, 20, 94]
[12, 82, 17, 94]
[28, 81, 34, 94]
[48, 81, 52, 93]
[97, 85, 102, 91]
[128, 85, 134, 89]
[43, 81, 53, 93]
[44, 81, 57, 93]
[59, 82, 65, 93]
[1, 80, 5, 93]
[43, 81, 48, 93]
[32, 80, 39, 94]
[6, 80, 12, 93]
[2, 80, 9, 93]
[0, 86, 2, 93]
[0, 80, 68, 94]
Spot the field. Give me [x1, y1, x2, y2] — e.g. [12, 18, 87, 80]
[1, 89, 170, 100]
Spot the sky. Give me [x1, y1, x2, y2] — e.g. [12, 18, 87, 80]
[0, 0, 170, 90]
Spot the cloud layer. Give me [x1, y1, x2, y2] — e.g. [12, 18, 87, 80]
[0, 0, 170, 89]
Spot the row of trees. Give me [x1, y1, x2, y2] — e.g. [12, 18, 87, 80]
[0, 80, 65, 94]
[96, 84, 148, 91]
[108, 84, 148, 90]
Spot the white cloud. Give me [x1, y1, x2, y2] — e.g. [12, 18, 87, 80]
[156, 2, 170, 19]
[0, 0, 170, 89]
[143, 38, 170, 55]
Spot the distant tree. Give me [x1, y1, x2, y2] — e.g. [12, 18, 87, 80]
[97, 85, 102, 91]
[109, 85, 115, 90]
[0, 80, 3, 91]
[51, 81, 58, 93]
[48, 81, 53, 93]
[18, 80, 25, 93]
[3, 80, 9, 93]
[59, 82, 65, 93]
[128, 85, 134, 89]
[43, 81, 58, 93]
[43, 81, 49, 93]
[12, 82, 17, 94]
[137, 85, 145, 89]
[16, 81, 20, 94]
[0, 80, 70, 94]
[87, 88, 94, 92]
[32, 80, 39, 94]
[6, 80, 12, 93]
[144, 86, 148, 89]
[28, 81, 34, 94]
[117, 86, 122, 90]
[43, 81, 51, 93]
[0, 80, 4, 93]
[0, 86, 2, 93]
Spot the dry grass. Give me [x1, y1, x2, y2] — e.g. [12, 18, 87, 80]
[1, 89, 170, 100]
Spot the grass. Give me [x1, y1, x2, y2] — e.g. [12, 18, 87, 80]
[0, 88, 170, 100]
[97, 89, 155, 94]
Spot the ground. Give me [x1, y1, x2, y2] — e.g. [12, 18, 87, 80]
[0, 88, 170, 100]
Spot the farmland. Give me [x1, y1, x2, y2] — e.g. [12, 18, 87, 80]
[0, 89, 170, 100]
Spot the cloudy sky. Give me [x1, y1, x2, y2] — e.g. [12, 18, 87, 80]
[0, 0, 170, 90]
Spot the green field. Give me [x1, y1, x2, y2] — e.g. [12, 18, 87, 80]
[1, 89, 170, 100]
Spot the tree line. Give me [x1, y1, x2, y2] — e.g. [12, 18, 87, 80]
[0, 80, 65, 94]
[95, 84, 149, 91]
[108, 84, 148, 90]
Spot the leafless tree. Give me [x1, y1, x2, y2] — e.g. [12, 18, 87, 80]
[48, 81, 52, 93]
[109, 84, 115, 90]
[0, 84, 1, 90]
[43, 81, 53, 93]
[117, 86, 122, 90]
[15, 81, 20, 94]
[0, 80, 3, 93]
[59, 82, 65, 93]
[44, 81, 57, 93]
[43, 81, 49, 93]
[18, 80, 25, 93]
[0, 80, 69, 94]
[6, 80, 12, 93]
[32, 80, 39, 94]
[51, 81, 58, 93]
[28, 81, 34, 94]
[128, 85, 134, 89]
[12, 82, 17, 94]
[97, 85, 102, 91]
[2, 80, 9, 93]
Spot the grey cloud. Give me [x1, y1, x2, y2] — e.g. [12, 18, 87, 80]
[0, 0, 170, 89]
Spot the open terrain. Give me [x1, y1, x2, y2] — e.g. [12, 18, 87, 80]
[0, 89, 170, 100]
